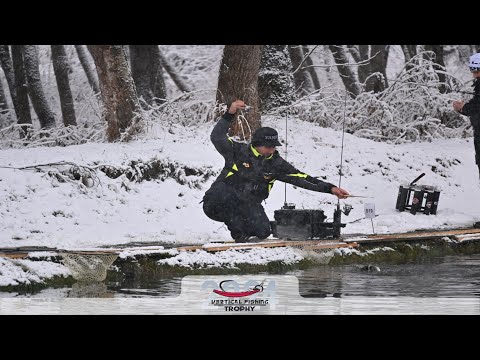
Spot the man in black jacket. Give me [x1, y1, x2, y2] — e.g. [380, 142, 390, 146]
[454, 53, 480, 228]
[202, 100, 350, 243]
[453, 52, 480, 179]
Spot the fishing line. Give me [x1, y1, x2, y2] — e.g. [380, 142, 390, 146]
[284, 109, 288, 207]
[338, 90, 348, 194]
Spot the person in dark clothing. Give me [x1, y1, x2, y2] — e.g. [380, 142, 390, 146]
[453, 53, 480, 228]
[453, 52, 480, 179]
[202, 100, 350, 243]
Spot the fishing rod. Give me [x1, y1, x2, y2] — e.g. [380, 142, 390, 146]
[284, 109, 288, 208]
[331, 89, 349, 236]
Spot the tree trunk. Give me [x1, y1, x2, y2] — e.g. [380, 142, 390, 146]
[366, 45, 389, 93]
[157, 46, 191, 93]
[425, 45, 447, 93]
[258, 45, 296, 112]
[74, 45, 100, 94]
[302, 45, 321, 90]
[130, 45, 167, 107]
[23, 45, 56, 129]
[328, 45, 361, 98]
[150, 46, 167, 102]
[87, 45, 142, 142]
[348, 45, 388, 93]
[288, 45, 314, 96]
[0, 45, 19, 120]
[457, 45, 473, 66]
[0, 74, 8, 112]
[348, 45, 369, 90]
[216, 45, 263, 139]
[407, 45, 417, 57]
[123, 45, 130, 64]
[347, 45, 361, 63]
[51, 45, 77, 126]
[357, 45, 370, 86]
[401, 45, 417, 70]
[401, 45, 411, 65]
[130, 45, 154, 107]
[11, 45, 32, 135]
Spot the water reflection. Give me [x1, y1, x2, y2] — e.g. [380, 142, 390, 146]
[5, 254, 480, 299]
[113, 277, 182, 298]
[295, 254, 480, 298]
[69, 282, 113, 298]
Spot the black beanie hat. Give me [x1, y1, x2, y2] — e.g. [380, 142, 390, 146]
[251, 127, 282, 147]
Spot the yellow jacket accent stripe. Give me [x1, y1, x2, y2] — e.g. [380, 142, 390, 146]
[225, 163, 238, 178]
[287, 173, 307, 178]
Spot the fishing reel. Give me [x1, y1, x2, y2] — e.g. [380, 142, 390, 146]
[342, 203, 353, 216]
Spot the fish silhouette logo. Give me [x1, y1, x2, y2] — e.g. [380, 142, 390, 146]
[213, 279, 264, 298]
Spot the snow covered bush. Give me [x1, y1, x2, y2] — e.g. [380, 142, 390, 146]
[297, 52, 473, 144]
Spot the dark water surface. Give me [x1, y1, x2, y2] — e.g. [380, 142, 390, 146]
[295, 253, 480, 298]
[1, 254, 479, 314]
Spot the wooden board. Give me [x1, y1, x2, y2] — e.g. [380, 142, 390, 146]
[177, 240, 356, 253]
[344, 227, 480, 244]
[2, 227, 479, 257]
[453, 233, 480, 242]
[0, 252, 29, 259]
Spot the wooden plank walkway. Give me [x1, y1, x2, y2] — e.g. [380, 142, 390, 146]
[343, 227, 480, 244]
[177, 240, 355, 253]
[0, 240, 355, 258]
[2, 227, 479, 258]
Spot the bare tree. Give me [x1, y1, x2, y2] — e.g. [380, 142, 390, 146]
[75, 45, 99, 94]
[87, 45, 143, 142]
[401, 45, 417, 70]
[288, 45, 315, 96]
[347, 45, 360, 63]
[258, 45, 296, 112]
[0, 73, 7, 112]
[11, 45, 32, 135]
[425, 45, 447, 93]
[328, 45, 361, 98]
[358, 45, 370, 85]
[347, 45, 388, 93]
[129, 45, 166, 107]
[23, 45, 56, 129]
[302, 45, 321, 90]
[157, 46, 191, 93]
[368, 45, 389, 93]
[130, 45, 154, 107]
[0, 45, 20, 120]
[150, 46, 168, 101]
[216, 45, 263, 139]
[51, 45, 77, 126]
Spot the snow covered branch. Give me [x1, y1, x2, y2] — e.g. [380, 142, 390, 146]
[294, 53, 471, 144]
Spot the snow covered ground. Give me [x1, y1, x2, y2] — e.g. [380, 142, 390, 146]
[0, 114, 479, 251]
[2, 44, 479, 293]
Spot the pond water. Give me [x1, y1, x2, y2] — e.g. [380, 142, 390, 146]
[1, 253, 479, 314]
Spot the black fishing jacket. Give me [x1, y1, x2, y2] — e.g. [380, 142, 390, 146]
[461, 78, 480, 163]
[206, 113, 335, 204]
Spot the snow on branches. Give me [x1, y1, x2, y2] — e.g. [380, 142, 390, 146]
[296, 52, 472, 144]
